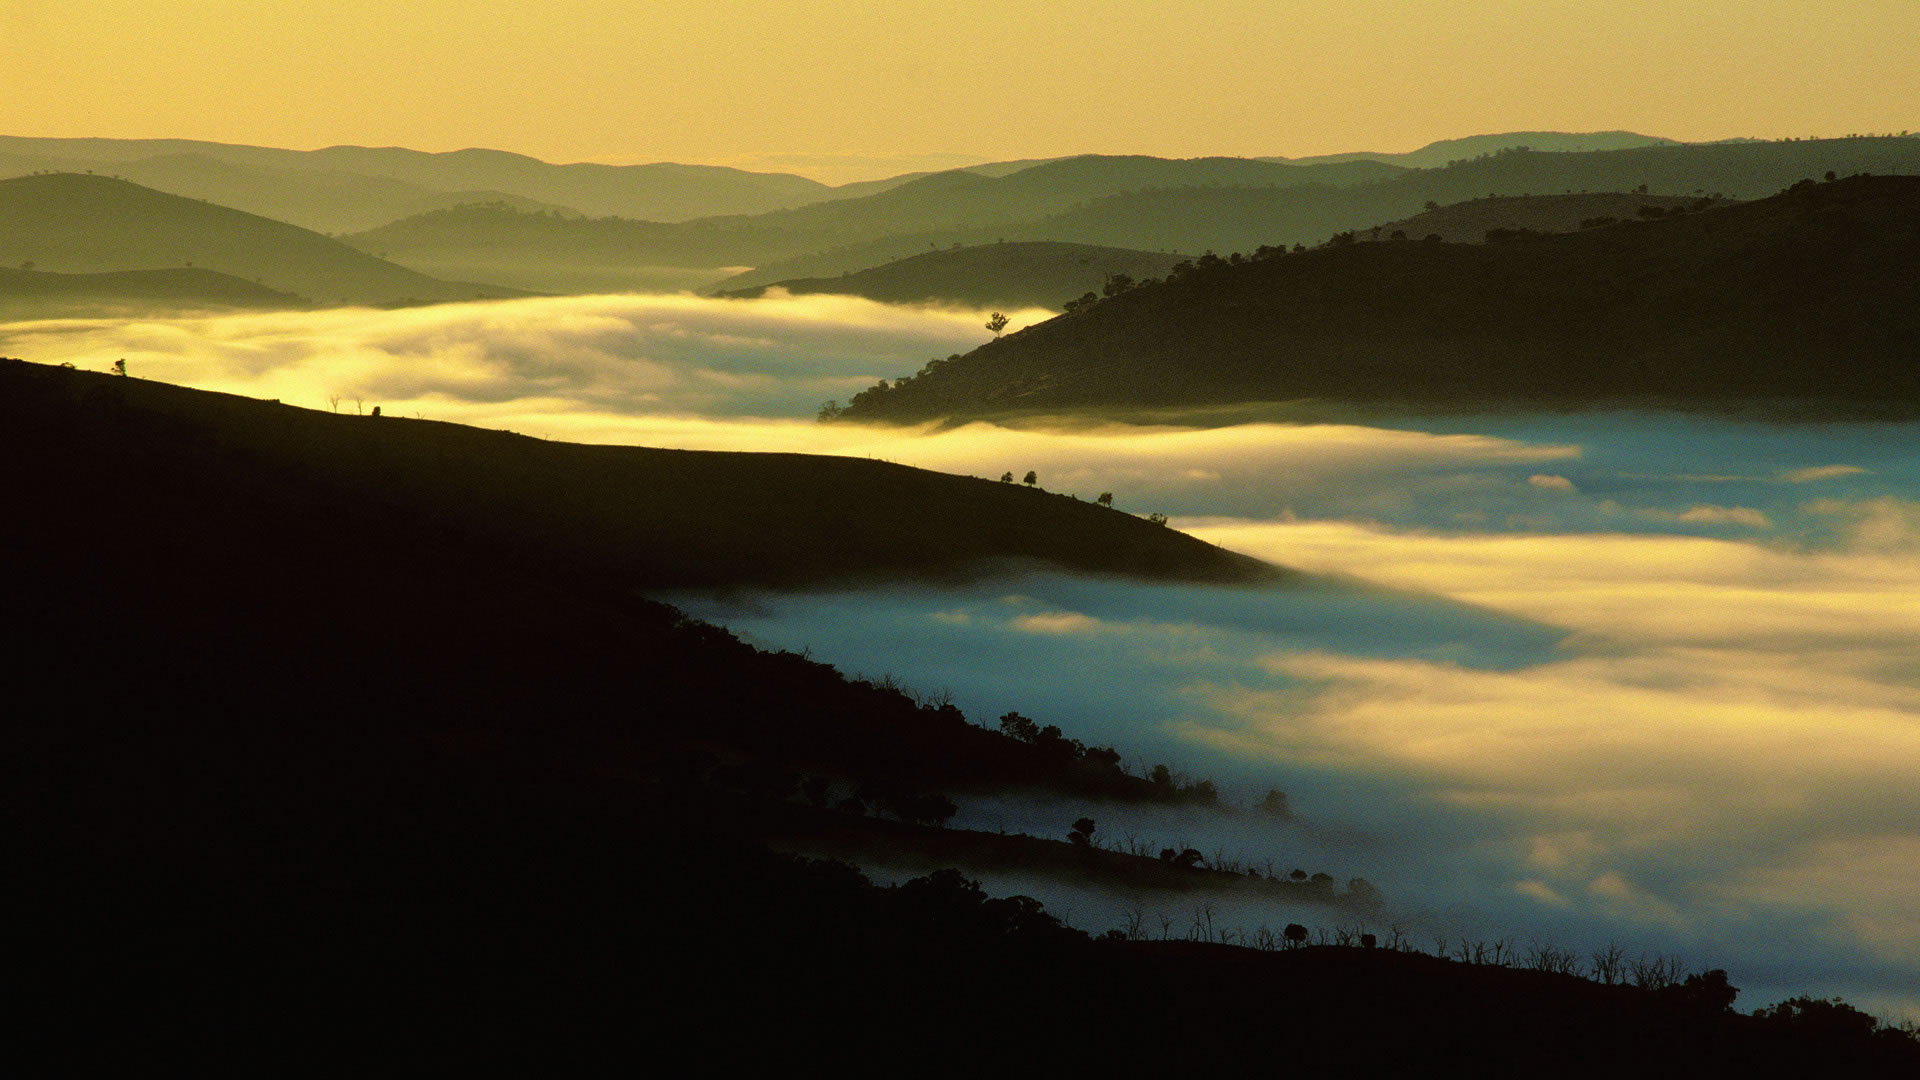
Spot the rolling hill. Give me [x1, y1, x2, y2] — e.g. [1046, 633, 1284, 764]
[343, 155, 1407, 292]
[342, 139, 1920, 297]
[0, 135, 840, 230]
[1270, 129, 1680, 168]
[0, 173, 522, 306]
[0, 265, 304, 318]
[836, 175, 1920, 422]
[714, 241, 1189, 310]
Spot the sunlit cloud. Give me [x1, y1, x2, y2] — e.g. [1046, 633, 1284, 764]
[12, 294, 1920, 1019]
[1781, 464, 1868, 484]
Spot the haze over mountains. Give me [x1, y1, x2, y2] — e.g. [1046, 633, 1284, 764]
[0, 173, 520, 307]
[7, 130, 1917, 311]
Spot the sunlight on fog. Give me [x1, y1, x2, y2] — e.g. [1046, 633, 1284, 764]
[8, 293, 1919, 1019]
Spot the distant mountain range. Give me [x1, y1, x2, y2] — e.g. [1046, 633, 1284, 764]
[344, 137, 1920, 298]
[8, 132, 1918, 317]
[835, 175, 1920, 421]
[0, 173, 521, 306]
[1266, 130, 1681, 169]
[0, 136, 849, 232]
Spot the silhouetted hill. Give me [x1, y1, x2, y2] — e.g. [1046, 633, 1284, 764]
[1273, 129, 1680, 168]
[838, 175, 1920, 421]
[1, 358, 1270, 588]
[0, 265, 303, 317]
[0, 173, 521, 306]
[7, 357, 1912, 1071]
[715, 241, 1188, 309]
[0, 135, 837, 230]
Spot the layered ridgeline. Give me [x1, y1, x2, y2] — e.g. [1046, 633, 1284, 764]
[0, 135, 849, 232]
[836, 175, 1920, 421]
[345, 154, 1405, 293]
[0, 173, 522, 306]
[347, 137, 1920, 298]
[716, 241, 1189, 310]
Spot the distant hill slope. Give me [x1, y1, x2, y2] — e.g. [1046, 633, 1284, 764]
[0, 148, 580, 234]
[344, 155, 1406, 293]
[0, 358, 1271, 588]
[837, 175, 1920, 421]
[0, 265, 303, 318]
[714, 241, 1189, 310]
[0, 173, 520, 306]
[1272, 130, 1680, 168]
[0, 136, 837, 229]
[1001, 137, 1920, 256]
[343, 139, 1920, 296]
[1373, 192, 1737, 244]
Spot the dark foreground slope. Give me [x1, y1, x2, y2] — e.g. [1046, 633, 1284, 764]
[5, 359, 1913, 1072]
[0, 360, 1265, 588]
[841, 175, 1920, 422]
[0, 173, 521, 306]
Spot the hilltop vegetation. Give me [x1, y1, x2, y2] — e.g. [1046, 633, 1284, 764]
[838, 175, 1920, 422]
[0, 173, 521, 306]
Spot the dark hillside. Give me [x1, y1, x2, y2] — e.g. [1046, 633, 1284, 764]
[6, 358, 1913, 1071]
[840, 175, 1920, 421]
[0, 173, 521, 305]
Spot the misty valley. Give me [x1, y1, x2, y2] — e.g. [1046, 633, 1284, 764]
[6, 131, 1920, 1071]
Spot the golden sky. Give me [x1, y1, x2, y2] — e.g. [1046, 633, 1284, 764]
[3, 1, 1915, 180]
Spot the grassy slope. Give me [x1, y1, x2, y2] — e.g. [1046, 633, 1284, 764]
[841, 175, 1920, 421]
[0, 173, 522, 305]
[0, 265, 304, 317]
[715, 240, 1190, 309]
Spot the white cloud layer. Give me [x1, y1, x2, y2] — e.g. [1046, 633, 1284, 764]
[10, 296, 1920, 1020]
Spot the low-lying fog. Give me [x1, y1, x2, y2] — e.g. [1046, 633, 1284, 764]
[10, 294, 1917, 1020]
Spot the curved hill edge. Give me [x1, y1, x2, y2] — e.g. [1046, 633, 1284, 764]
[0, 358, 1280, 590]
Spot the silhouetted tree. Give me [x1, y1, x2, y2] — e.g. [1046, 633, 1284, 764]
[1069, 817, 1096, 847]
[1257, 788, 1291, 818]
[1095, 492, 1114, 508]
[999, 711, 1040, 742]
[986, 312, 1009, 338]
[999, 471, 1014, 483]
[1022, 470, 1037, 487]
[111, 359, 127, 377]
[1283, 923, 1309, 948]
[817, 400, 844, 421]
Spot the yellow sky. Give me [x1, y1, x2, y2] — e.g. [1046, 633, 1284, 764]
[3, 1, 1914, 180]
